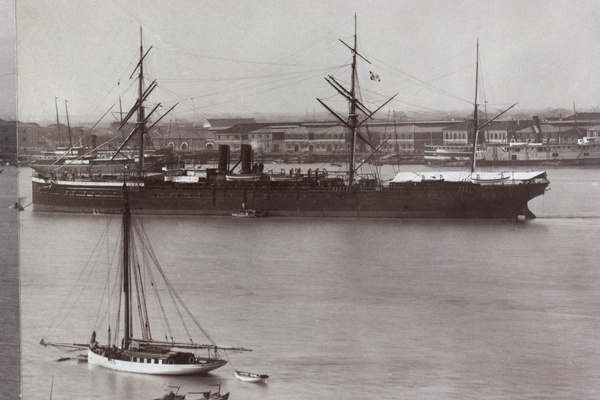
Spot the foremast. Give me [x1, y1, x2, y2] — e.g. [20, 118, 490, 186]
[111, 27, 177, 178]
[317, 14, 396, 186]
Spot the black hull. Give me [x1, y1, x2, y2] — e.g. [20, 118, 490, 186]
[32, 178, 549, 219]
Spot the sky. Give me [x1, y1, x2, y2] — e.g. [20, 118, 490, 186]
[9, 0, 600, 126]
[0, 0, 15, 120]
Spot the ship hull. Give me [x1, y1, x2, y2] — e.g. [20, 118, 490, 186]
[32, 176, 549, 219]
[87, 349, 227, 375]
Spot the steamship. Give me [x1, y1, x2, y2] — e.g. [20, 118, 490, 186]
[31, 22, 550, 219]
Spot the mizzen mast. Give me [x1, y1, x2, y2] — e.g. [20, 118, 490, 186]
[469, 40, 517, 172]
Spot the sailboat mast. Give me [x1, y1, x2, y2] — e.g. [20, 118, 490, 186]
[470, 38, 479, 173]
[348, 14, 359, 185]
[122, 186, 131, 350]
[137, 26, 146, 178]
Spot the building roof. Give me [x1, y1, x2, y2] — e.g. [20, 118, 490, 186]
[516, 124, 586, 136]
[443, 119, 533, 132]
[204, 118, 257, 128]
[564, 112, 600, 121]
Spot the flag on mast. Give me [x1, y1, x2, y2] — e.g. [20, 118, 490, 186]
[369, 71, 380, 82]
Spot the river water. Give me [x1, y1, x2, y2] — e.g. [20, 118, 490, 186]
[0, 165, 21, 400]
[15, 165, 600, 399]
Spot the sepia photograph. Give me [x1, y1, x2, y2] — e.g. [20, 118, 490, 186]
[2, 0, 600, 398]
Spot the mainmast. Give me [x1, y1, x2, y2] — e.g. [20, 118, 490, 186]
[122, 185, 132, 350]
[316, 14, 397, 186]
[470, 38, 479, 173]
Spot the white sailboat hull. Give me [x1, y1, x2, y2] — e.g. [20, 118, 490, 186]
[87, 349, 227, 375]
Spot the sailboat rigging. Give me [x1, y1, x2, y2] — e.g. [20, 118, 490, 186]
[40, 184, 251, 375]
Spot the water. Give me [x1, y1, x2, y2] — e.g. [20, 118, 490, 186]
[0, 166, 21, 400]
[16, 165, 600, 399]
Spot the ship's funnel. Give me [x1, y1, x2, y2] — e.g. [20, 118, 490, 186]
[218, 144, 229, 172]
[241, 144, 253, 174]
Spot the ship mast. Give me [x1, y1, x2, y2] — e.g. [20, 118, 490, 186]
[65, 100, 73, 155]
[137, 27, 146, 178]
[348, 15, 359, 185]
[469, 40, 518, 172]
[122, 185, 132, 350]
[110, 27, 177, 173]
[470, 38, 479, 173]
[316, 14, 396, 186]
[54, 97, 62, 147]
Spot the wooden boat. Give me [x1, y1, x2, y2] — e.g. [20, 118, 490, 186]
[40, 183, 252, 375]
[225, 173, 262, 182]
[155, 386, 186, 400]
[470, 172, 511, 184]
[235, 370, 269, 382]
[154, 384, 229, 400]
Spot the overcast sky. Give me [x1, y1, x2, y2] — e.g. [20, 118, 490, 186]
[0, 0, 15, 120]
[11, 0, 600, 125]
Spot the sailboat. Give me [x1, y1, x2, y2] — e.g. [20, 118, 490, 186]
[40, 184, 252, 375]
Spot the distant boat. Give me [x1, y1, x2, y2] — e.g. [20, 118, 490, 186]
[205, 382, 229, 400]
[40, 183, 252, 375]
[154, 385, 186, 400]
[231, 209, 267, 218]
[232, 203, 267, 218]
[153, 384, 230, 400]
[234, 370, 269, 383]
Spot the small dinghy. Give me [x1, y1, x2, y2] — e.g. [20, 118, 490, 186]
[235, 370, 269, 383]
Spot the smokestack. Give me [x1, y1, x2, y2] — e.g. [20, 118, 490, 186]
[91, 134, 97, 155]
[218, 144, 229, 173]
[240, 144, 253, 174]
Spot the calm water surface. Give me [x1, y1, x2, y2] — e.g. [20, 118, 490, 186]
[0, 166, 21, 400]
[18, 166, 600, 399]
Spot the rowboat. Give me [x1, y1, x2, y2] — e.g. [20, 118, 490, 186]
[234, 370, 269, 383]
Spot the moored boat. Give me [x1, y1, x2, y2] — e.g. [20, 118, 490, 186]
[234, 370, 269, 383]
[31, 20, 550, 219]
[40, 181, 252, 375]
